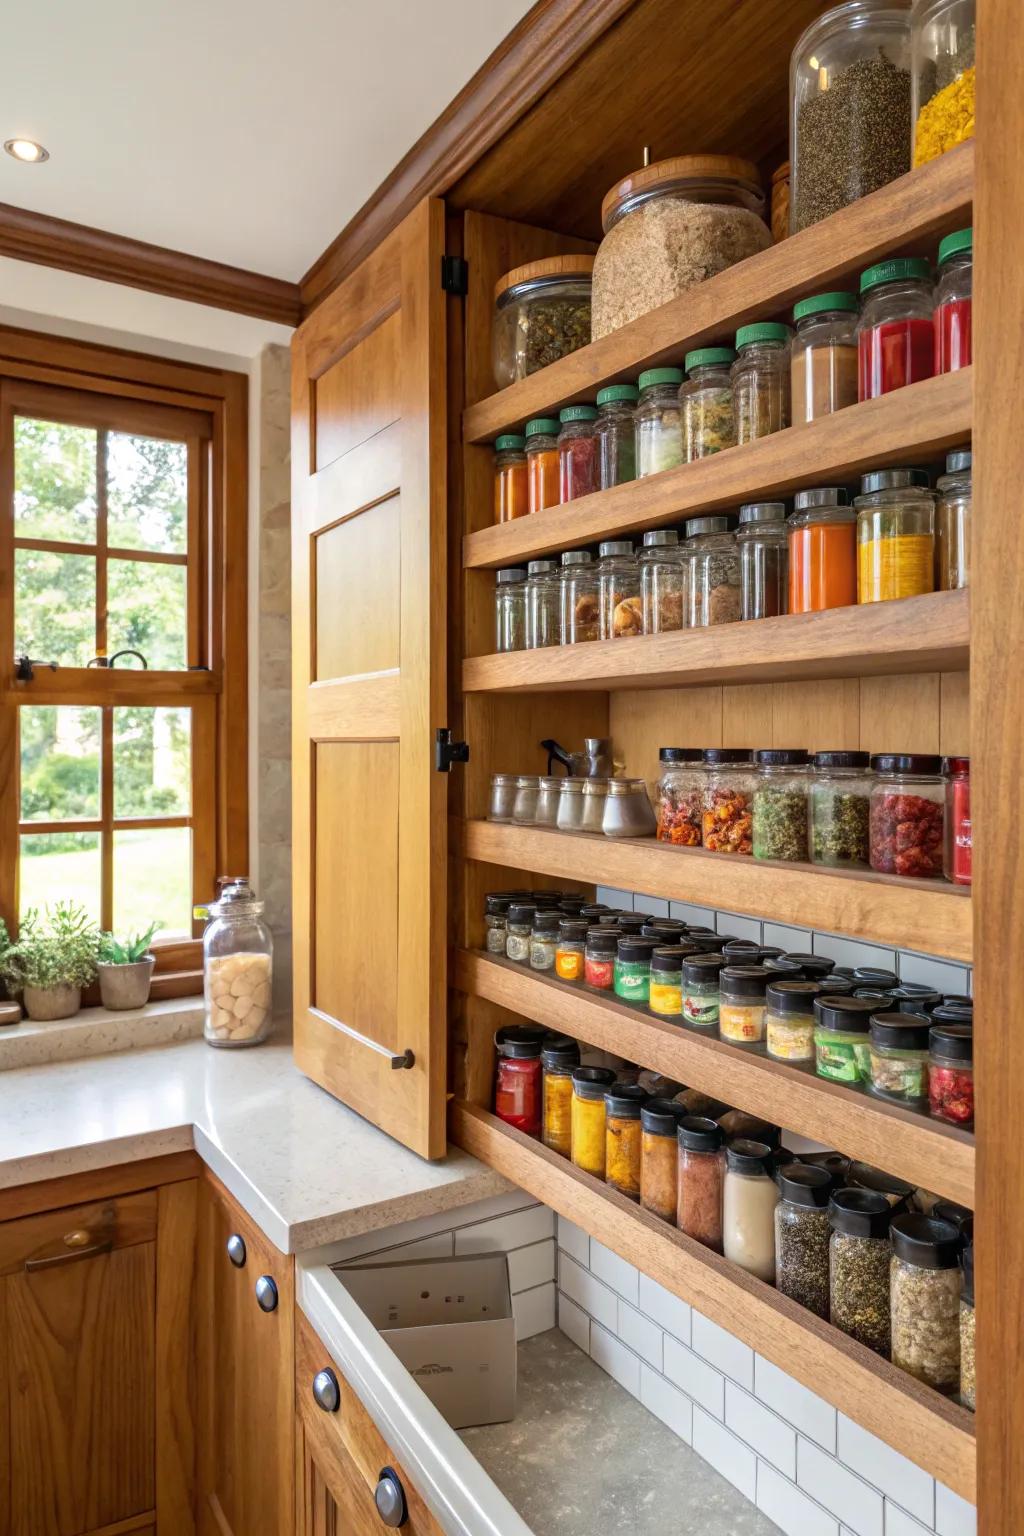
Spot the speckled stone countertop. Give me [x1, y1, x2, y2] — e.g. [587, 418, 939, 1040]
[461, 1331, 781, 1536]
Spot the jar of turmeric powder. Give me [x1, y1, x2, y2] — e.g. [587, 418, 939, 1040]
[855, 468, 936, 604]
[641, 1099, 686, 1223]
[571, 1066, 617, 1178]
[541, 1036, 581, 1158]
[605, 1083, 649, 1201]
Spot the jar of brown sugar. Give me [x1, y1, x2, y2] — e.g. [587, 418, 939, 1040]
[791, 292, 859, 424]
[677, 1115, 726, 1251]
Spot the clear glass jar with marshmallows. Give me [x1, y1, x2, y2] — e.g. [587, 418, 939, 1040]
[202, 879, 274, 1047]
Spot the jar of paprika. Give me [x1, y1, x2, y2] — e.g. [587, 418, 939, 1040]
[857, 258, 935, 400]
[494, 1027, 544, 1135]
[558, 405, 600, 502]
[934, 228, 972, 373]
[787, 487, 856, 613]
[642, 1100, 686, 1223]
[677, 1116, 726, 1251]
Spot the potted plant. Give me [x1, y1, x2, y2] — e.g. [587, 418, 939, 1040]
[0, 902, 99, 1022]
[97, 923, 159, 1010]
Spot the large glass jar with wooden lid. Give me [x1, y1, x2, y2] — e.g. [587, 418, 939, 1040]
[491, 255, 594, 387]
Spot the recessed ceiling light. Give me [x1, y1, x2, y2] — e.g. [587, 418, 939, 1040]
[4, 138, 49, 164]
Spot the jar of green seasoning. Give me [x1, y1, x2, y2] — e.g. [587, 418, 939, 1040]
[635, 368, 684, 478]
[614, 937, 657, 1003]
[682, 954, 726, 1027]
[810, 750, 872, 867]
[753, 748, 810, 862]
[813, 995, 876, 1082]
[680, 347, 737, 461]
[732, 322, 791, 443]
[596, 383, 639, 489]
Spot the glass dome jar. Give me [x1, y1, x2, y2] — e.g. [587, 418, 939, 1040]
[203, 879, 273, 1047]
[934, 228, 972, 373]
[640, 528, 687, 633]
[524, 559, 562, 648]
[935, 449, 971, 591]
[857, 258, 935, 400]
[790, 3, 913, 234]
[596, 383, 639, 489]
[492, 256, 594, 387]
[560, 549, 600, 644]
[680, 347, 737, 461]
[912, 0, 976, 168]
[732, 323, 791, 443]
[635, 369, 685, 478]
[791, 292, 860, 424]
[684, 517, 740, 627]
[737, 502, 788, 620]
[597, 539, 642, 640]
[855, 467, 937, 604]
[494, 567, 526, 652]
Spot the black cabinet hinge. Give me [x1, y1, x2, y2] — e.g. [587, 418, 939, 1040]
[440, 255, 469, 296]
[435, 728, 469, 772]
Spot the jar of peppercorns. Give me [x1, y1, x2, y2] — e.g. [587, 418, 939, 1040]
[869, 754, 944, 878]
[656, 747, 703, 846]
[701, 748, 755, 855]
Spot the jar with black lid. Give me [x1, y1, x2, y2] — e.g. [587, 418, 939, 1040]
[723, 1138, 779, 1280]
[780, 952, 835, 981]
[584, 927, 618, 991]
[614, 936, 658, 1004]
[892, 983, 942, 1014]
[810, 750, 872, 867]
[854, 965, 899, 989]
[775, 1164, 833, 1317]
[678, 1116, 727, 1250]
[753, 748, 810, 862]
[848, 1161, 915, 1209]
[766, 979, 824, 1062]
[505, 903, 536, 964]
[737, 502, 789, 620]
[484, 894, 513, 955]
[701, 747, 755, 854]
[814, 995, 876, 1083]
[571, 1066, 618, 1178]
[682, 954, 726, 1027]
[641, 1099, 687, 1223]
[890, 1214, 962, 1393]
[656, 746, 703, 846]
[529, 911, 562, 972]
[541, 1035, 581, 1157]
[960, 1243, 975, 1411]
[641, 918, 689, 942]
[829, 1189, 893, 1355]
[722, 940, 783, 965]
[719, 965, 770, 1044]
[870, 754, 944, 878]
[868, 1011, 932, 1103]
[648, 946, 692, 1018]
[554, 919, 590, 985]
[494, 1027, 545, 1135]
[605, 1082, 649, 1200]
[928, 1021, 973, 1128]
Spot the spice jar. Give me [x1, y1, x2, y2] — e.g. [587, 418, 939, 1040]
[560, 549, 600, 644]
[677, 1117, 726, 1251]
[775, 1165, 833, 1317]
[642, 1100, 686, 1223]
[635, 368, 685, 478]
[602, 779, 657, 840]
[505, 902, 536, 964]
[934, 231, 974, 383]
[723, 1139, 780, 1280]
[511, 775, 540, 826]
[960, 1242, 975, 1411]
[585, 927, 618, 990]
[494, 567, 527, 652]
[649, 947, 689, 1018]
[541, 1035, 580, 1156]
[614, 937, 657, 1004]
[702, 748, 755, 854]
[720, 966, 770, 1044]
[753, 748, 810, 862]
[529, 910, 561, 972]
[592, 155, 770, 340]
[868, 1011, 932, 1102]
[580, 778, 609, 833]
[943, 755, 971, 885]
[870, 753, 944, 877]
[928, 1021, 973, 1127]
[597, 539, 642, 640]
[558, 405, 599, 502]
[640, 528, 687, 634]
[203, 879, 274, 1046]
[682, 955, 726, 1028]
[810, 751, 872, 867]
[554, 919, 588, 984]
[935, 449, 971, 591]
[605, 1083, 649, 1200]
[484, 894, 512, 955]
[732, 323, 791, 443]
[791, 291, 860, 425]
[912, 0, 976, 168]
[494, 435, 528, 523]
[813, 995, 876, 1082]
[857, 259, 935, 400]
[656, 747, 703, 845]
[787, 487, 857, 612]
[680, 348, 737, 460]
[492, 256, 594, 386]
[494, 1027, 544, 1135]
[571, 1066, 617, 1178]
[890, 1214, 962, 1393]
[555, 777, 586, 833]
[685, 516, 741, 627]
[766, 980, 823, 1062]
[596, 383, 639, 489]
[737, 503, 788, 621]
[849, 1162, 915, 1208]
[525, 418, 561, 514]
[790, 3, 912, 233]
[488, 772, 518, 823]
[855, 468, 936, 603]
[829, 1189, 893, 1356]
[524, 559, 562, 648]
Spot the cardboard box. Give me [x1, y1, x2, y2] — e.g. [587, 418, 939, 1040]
[339, 1253, 516, 1430]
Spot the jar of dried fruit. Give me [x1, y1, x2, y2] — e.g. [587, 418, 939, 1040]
[560, 549, 600, 644]
[701, 748, 755, 855]
[597, 539, 642, 639]
[890, 1214, 962, 1394]
[492, 256, 594, 387]
[685, 517, 741, 627]
[869, 754, 944, 877]
[203, 879, 274, 1047]
[640, 528, 688, 633]
[656, 747, 703, 845]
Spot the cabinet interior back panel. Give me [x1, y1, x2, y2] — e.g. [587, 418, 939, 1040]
[315, 493, 401, 680]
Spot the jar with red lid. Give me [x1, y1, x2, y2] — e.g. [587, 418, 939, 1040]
[943, 756, 971, 885]
[558, 405, 600, 502]
[857, 258, 935, 401]
[934, 228, 972, 374]
[494, 1027, 544, 1136]
[869, 754, 944, 878]
[928, 1018, 973, 1128]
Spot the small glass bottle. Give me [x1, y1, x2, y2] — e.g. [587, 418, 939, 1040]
[524, 559, 562, 648]
[504, 902, 536, 964]
[890, 1214, 962, 1394]
[855, 468, 936, 604]
[935, 449, 971, 591]
[558, 405, 600, 502]
[719, 966, 770, 1044]
[554, 918, 589, 983]
[595, 383, 639, 489]
[640, 528, 687, 634]
[775, 1164, 833, 1317]
[868, 1012, 932, 1103]
[541, 1035, 580, 1157]
[732, 322, 791, 443]
[488, 773, 518, 823]
[560, 549, 600, 644]
[685, 517, 741, 628]
[809, 750, 872, 868]
[677, 1116, 726, 1251]
[584, 927, 618, 990]
[511, 774, 540, 826]
[723, 1139, 779, 1281]
[656, 747, 703, 846]
[641, 1100, 685, 1223]
[791, 292, 859, 424]
[571, 1066, 617, 1178]
[494, 1027, 544, 1135]
[614, 937, 657, 1004]
[525, 417, 560, 513]
[928, 1021, 973, 1128]
[870, 754, 944, 877]
[679, 347, 736, 461]
[765, 980, 823, 1063]
[752, 748, 810, 862]
[934, 228, 972, 373]
[597, 539, 642, 640]
[203, 879, 274, 1047]
[529, 910, 561, 972]
[484, 894, 512, 955]
[960, 1242, 975, 1412]
[857, 259, 935, 400]
[787, 487, 857, 613]
[605, 1083, 648, 1200]
[682, 954, 726, 1028]
[494, 567, 526, 652]
[493, 434, 528, 523]
[829, 1189, 893, 1357]
[944, 755, 971, 885]
[533, 775, 562, 828]
[701, 748, 755, 855]
[737, 502, 788, 620]
[635, 368, 685, 477]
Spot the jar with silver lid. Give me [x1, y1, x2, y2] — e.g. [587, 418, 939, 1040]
[488, 772, 518, 822]
[684, 516, 741, 628]
[640, 528, 687, 634]
[495, 567, 526, 652]
[603, 779, 657, 839]
[598, 540, 642, 640]
[512, 775, 540, 825]
[935, 449, 971, 592]
[581, 778, 610, 833]
[534, 775, 563, 827]
[525, 559, 562, 648]
[203, 878, 274, 1047]
[737, 502, 788, 620]
[556, 777, 587, 832]
[560, 549, 600, 644]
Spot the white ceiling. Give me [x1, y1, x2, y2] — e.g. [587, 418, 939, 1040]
[1, 0, 534, 281]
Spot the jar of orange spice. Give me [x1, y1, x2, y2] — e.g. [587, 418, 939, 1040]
[641, 1099, 686, 1223]
[525, 418, 560, 514]
[493, 435, 528, 522]
[787, 487, 857, 613]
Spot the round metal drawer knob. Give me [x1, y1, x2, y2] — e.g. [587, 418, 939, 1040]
[312, 1368, 340, 1414]
[255, 1274, 278, 1312]
[375, 1467, 408, 1528]
[226, 1234, 247, 1268]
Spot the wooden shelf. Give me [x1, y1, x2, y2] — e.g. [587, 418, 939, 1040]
[462, 820, 972, 963]
[449, 1101, 976, 1502]
[463, 371, 972, 570]
[456, 950, 974, 1207]
[462, 145, 973, 445]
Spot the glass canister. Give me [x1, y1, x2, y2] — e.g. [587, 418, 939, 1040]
[554, 919, 589, 983]
[596, 383, 639, 489]
[944, 755, 971, 885]
[584, 926, 618, 990]
[488, 772, 518, 823]
[814, 996, 876, 1082]
[642, 1100, 686, 1223]
[857, 259, 935, 400]
[558, 405, 600, 502]
[720, 966, 770, 1044]
[912, 0, 976, 167]
[766, 980, 823, 1063]
[556, 777, 587, 833]
[682, 955, 726, 1028]
[855, 468, 936, 604]
[870, 753, 944, 876]
[775, 1165, 833, 1317]
[560, 549, 600, 643]
[737, 502, 788, 620]
[640, 528, 687, 634]
[677, 1116, 727, 1250]
[935, 449, 971, 591]
[525, 417, 561, 514]
[635, 369, 685, 478]
[494, 434, 528, 523]
[685, 517, 741, 627]
[605, 1083, 649, 1200]
[791, 292, 859, 424]
[810, 750, 872, 867]
[541, 1035, 580, 1156]
[723, 1138, 780, 1280]
[753, 748, 810, 862]
[934, 228, 972, 372]
[203, 879, 274, 1046]
[829, 1189, 893, 1356]
[494, 567, 527, 652]
[960, 1243, 975, 1411]
[732, 323, 791, 443]
[702, 748, 755, 855]
[524, 559, 562, 648]
[571, 1066, 617, 1178]
[597, 539, 642, 640]
[511, 774, 541, 826]
[656, 747, 703, 846]
[492, 256, 594, 387]
[787, 488, 857, 613]
[790, 3, 913, 233]
[614, 937, 657, 1003]
[928, 1020, 973, 1127]
[680, 347, 737, 461]
[494, 1026, 544, 1135]
[603, 778, 658, 839]
[504, 903, 536, 964]
[580, 778, 609, 833]
[890, 1214, 962, 1393]
[868, 1011, 932, 1103]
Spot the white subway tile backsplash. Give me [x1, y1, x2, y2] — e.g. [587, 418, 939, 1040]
[557, 1292, 591, 1353]
[936, 1482, 977, 1536]
[636, 893, 670, 918]
[692, 1311, 754, 1390]
[513, 1283, 556, 1339]
[345, 1232, 454, 1265]
[663, 1334, 726, 1418]
[798, 1440, 884, 1536]
[811, 932, 897, 973]
[693, 1407, 759, 1502]
[718, 911, 763, 942]
[884, 1503, 933, 1536]
[507, 1239, 556, 1294]
[597, 886, 634, 909]
[669, 900, 716, 927]
[755, 1356, 837, 1453]
[589, 1239, 639, 1304]
[638, 1272, 691, 1344]
[763, 921, 813, 952]
[617, 1299, 663, 1368]
[641, 1363, 693, 1445]
[757, 1460, 840, 1536]
[590, 1321, 641, 1398]
[454, 1204, 554, 1255]
[726, 1383, 797, 1479]
[556, 1214, 590, 1267]
[897, 951, 969, 995]
[837, 1417, 934, 1525]
[558, 1253, 617, 1332]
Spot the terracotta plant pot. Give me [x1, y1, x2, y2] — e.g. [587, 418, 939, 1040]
[22, 983, 82, 1022]
[97, 956, 155, 1011]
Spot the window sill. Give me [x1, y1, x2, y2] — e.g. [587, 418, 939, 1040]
[0, 995, 204, 1072]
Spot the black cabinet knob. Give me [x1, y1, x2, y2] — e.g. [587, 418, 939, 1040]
[226, 1233, 246, 1268]
[375, 1468, 408, 1528]
[312, 1368, 340, 1413]
[255, 1274, 278, 1312]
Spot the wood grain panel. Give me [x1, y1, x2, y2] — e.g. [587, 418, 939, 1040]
[608, 687, 723, 794]
[314, 496, 401, 680]
[314, 312, 400, 471]
[156, 1180, 197, 1536]
[0, 1190, 156, 1275]
[722, 684, 773, 749]
[859, 674, 941, 754]
[770, 679, 862, 750]
[0, 1152, 200, 1224]
[939, 672, 970, 755]
[307, 674, 400, 741]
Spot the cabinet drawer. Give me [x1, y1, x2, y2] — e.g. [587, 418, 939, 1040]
[0, 1190, 157, 1275]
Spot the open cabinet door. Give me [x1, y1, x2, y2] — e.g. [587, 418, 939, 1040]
[291, 198, 448, 1158]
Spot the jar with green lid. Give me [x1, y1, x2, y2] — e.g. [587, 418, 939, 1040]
[494, 434, 528, 523]
[640, 528, 687, 634]
[738, 502, 788, 620]
[829, 1189, 893, 1356]
[791, 292, 859, 424]
[605, 1082, 649, 1200]
[814, 995, 875, 1081]
[732, 323, 791, 443]
[596, 383, 639, 489]
[775, 1164, 833, 1317]
[529, 911, 561, 972]
[571, 1065, 617, 1178]
[753, 748, 810, 862]
[810, 751, 872, 867]
[857, 258, 935, 399]
[505, 902, 536, 964]
[685, 517, 741, 627]
[635, 368, 684, 478]
[597, 539, 642, 640]
[935, 449, 971, 591]
[614, 937, 657, 1003]
[719, 965, 770, 1043]
[560, 549, 600, 644]
[525, 417, 561, 514]
[960, 1243, 975, 1411]
[524, 559, 562, 648]
[680, 347, 736, 461]
[682, 954, 726, 1027]
[558, 405, 600, 502]
[856, 467, 936, 603]
[868, 1011, 931, 1102]
[494, 567, 526, 652]
[484, 895, 512, 955]
[766, 980, 822, 1062]
[933, 226, 972, 371]
[890, 1214, 962, 1393]
[648, 947, 687, 1018]
[541, 1035, 581, 1157]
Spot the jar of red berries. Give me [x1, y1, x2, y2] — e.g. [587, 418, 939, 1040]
[869, 754, 944, 879]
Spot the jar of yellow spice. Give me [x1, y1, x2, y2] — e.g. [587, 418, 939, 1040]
[571, 1066, 617, 1178]
[541, 1036, 581, 1158]
[605, 1083, 649, 1201]
[912, 0, 975, 167]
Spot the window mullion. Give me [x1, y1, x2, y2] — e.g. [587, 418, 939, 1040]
[100, 705, 113, 932]
[96, 427, 108, 659]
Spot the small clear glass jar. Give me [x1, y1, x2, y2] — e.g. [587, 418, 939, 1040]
[928, 1021, 973, 1127]
[203, 879, 274, 1047]
[541, 1035, 580, 1156]
[960, 1242, 975, 1411]
[719, 966, 769, 1044]
[580, 778, 609, 834]
[723, 1138, 779, 1279]
[584, 927, 618, 990]
[494, 567, 526, 652]
[944, 754, 971, 885]
[524, 559, 562, 648]
[810, 750, 872, 867]
[868, 1012, 932, 1102]
[753, 748, 810, 862]
[656, 746, 703, 846]
[766, 980, 822, 1062]
[530, 910, 561, 972]
[685, 517, 741, 627]
[814, 996, 877, 1082]
[649, 947, 686, 1018]
[738, 502, 788, 620]
[605, 1083, 648, 1200]
[484, 895, 512, 955]
[791, 292, 859, 424]
[596, 383, 638, 489]
[556, 776, 586, 832]
[504, 903, 536, 964]
[640, 528, 687, 634]
[787, 488, 857, 612]
[890, 1214, 962, 1393]
[678, 1116, 727, 1251]
[934, 227, 972, 372]
[554, 919, 588, 983]
[511, 774, 541, 826]
[494, 1027, 544, 1135]
[701, 748, 755, 855]
[855, 468, 937, 603]
[680, 347, 736, 461]
[870, 753, 944, 877]
[635, 368, 685, 478]
[597, 539, 642, 640]
[603, 778, 657, 839]
[912, 0, 976, 168]
[525, 417, 561, 514]
[857, 259, 935, 400]
[571, 1066, 617, 1178]
[775, 1165, 833, 1317]
[829, 1189, 893, 1356]
[560, 549, 600, 644]
[614, 937, 657, 1004]
[733, 323, 791, 443]
[492, 258, 594, 387]
[641, 1100, 686, 1223]
[558, 405, 600, 502]
[493, 434, 528, 523]
[488, 772, 518, 823]
[935, 449, 971, 591]
[533, 775, 562, 828]
[682, 955, 725, 1028]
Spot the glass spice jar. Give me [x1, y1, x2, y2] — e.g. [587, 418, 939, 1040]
[810, 750, 872, 867]
[928, 1021, 973, 1127]
[202, 879, 274, 1047]
[494, 567, 527, 652]
[935, 449, 971, 591]
[525, 417, 561, 514]
[524, 559, 562, 648]
[685, 517, 741, 627]
[640, 528, 687, 634]
[737, 502, 789, 620]
[656, 747, 703, 845]
[541, 1035, 580, 1156]
[814, 996, 877, 1083]
[605, 1083, 649, 1200]
[560, 549, 600, 644]
[571, 1066, 617, 1178]
[787, 487, 857, 612]
[558, 405, 600, 502]
[492, 257, 594, 386]
[680, 347, 737, 460]
[554, 919, 589, 983]
[870, 754, 944, 877]
[677, 1117, 727, 1251]
[580, 778, 609, 833]
[488, 772, 518, 823]
[649, 947, 688, 1018]
[511, 774, 540, 826]
[597, 539, 642, 640]
[912, 0, 976, 168]
[702, 748, 755, 855]
[791, 292, 859, 424]
[855, 467, 936, 603]
[682, 954, 726, 1028]
[829, 1189, 893, 1356]
[868, 1011, 932, 1103]
[848, 1162, 915, 1210]
[890, 1214, 962, 1394]
[753, 748, 810, 862]
[529, 911, 562, 972]
[494, 434, 528, 523]
[533, 775, 563, 828]
[494, 1027, 544, 1135]
[960, 1242, 975, 1412]
[934, 227, 972, 373]
[857, 258, 935, 400]
[943, 755, 971, 885]
[642, 1100, 686, 1223]
[775, 1165, 833, 1317]
[719, 966, 770, 1044]
[723, 1139, 780, 1280]
[585, 927, 618, 990]
[596, 383, 639, 489]
[603, 778, 658, 839]
[635, 368, 685, 478]
[556, 777, 587, 833]
[504, 903, 536, 964]
[766, 980, 823, 1062]
[614, 937, 657, 1004]
[732, 322, 792, 442]
[484, 894, 512, 955]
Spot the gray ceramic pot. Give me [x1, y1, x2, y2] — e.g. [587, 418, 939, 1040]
[23, 983, 81, 1021]
[97, 956, 155, 1011]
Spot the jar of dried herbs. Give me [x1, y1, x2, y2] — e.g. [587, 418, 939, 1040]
[680, 347, 737, 461]
[810, 750, 872, 867]
[829, 1189, 893, 1356]
[737, 502, 789, 621]
[605, 1082, 648, 1200]
[635, 368, 685, 478]
[595, 383, 639, 489]
[775, 1164, 833, 1317]
[640, 528, 687, 634]
[732, 323, 791, 443]
[890, 1214, 962, 1394]
[960, 1242, 975, 1411]
[492, 256, 594, 387]
[753, 748, 810, 861]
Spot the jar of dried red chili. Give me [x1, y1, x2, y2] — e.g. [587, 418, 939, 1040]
[558, 405, 600, 502]
[494, 1027, 544, 1136]
[869, 754, 944, 878]
[943, 756, 971, 885]
[928, 1019, 973, 1128]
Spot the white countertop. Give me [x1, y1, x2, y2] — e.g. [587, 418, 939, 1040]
[0, 1037, 509, 1251]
